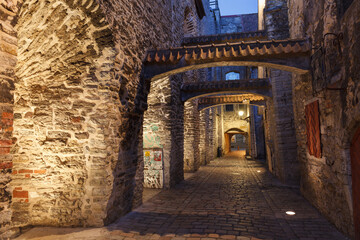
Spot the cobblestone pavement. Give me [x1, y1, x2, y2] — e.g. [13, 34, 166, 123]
[16, 152, 348, 240]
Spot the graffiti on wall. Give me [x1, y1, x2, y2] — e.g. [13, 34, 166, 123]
[143, 124, 163, 148]
[143, 149, 164, 188]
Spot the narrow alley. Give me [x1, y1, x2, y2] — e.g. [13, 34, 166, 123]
[16, 152, 347, 240]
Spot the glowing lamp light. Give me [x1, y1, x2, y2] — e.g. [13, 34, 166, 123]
[257, 170, 261, 173]
[238, 111, 244, 117]
[286, 211, 296, 216]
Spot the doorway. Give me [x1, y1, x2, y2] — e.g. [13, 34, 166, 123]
[351, 127, 360, 239]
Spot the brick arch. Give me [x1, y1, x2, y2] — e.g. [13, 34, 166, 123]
[3, 0, 119, 231]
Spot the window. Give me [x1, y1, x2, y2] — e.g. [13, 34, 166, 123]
[305, 100, 321, 158]
[226, 72, 240, 80]
[225, 105, 234, 112]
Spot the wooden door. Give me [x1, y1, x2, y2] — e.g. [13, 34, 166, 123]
[351, 127, 360, 239]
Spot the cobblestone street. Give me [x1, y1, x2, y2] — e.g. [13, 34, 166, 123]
[16, 152, 348, 240]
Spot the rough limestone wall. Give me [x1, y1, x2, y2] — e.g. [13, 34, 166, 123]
[264, 0, 289, 39]
[96, 0, 211, 224]
[143, 77, 172, 188]
[218, 106, 225, 154]
[264, 98, 277, 172]
[0, 1, 16, 238]
[220, 14, 258, 33]
[0, 0, 212, 236]
[250, 107, 257, 158]
[288, 0, 359, 237]
[199, 110, 206, 165]
[254, 107, 266, 159]
[269, 70, 299, 184]
[213, 108, 220, 156]
[184, 100, 201, 172]
[182, 76, 202, 174]
[204, 109, 215, 164]
[169, 75, 185, 186]
[143, 75, 184, 188]
[12, 0, 118, 231]
[263, 0, 299, 184]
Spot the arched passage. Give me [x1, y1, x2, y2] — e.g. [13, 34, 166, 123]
[141, 34, 310, 195]
[351, 127, 360, 239]
[225, 128, 248, 154]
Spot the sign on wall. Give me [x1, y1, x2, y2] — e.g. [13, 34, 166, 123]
[143, 149, 164, 189]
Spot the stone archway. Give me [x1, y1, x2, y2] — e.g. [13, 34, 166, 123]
[224, 128, 248, 154]
[142, 38, 311, 82]
[350, 127, 360, 239]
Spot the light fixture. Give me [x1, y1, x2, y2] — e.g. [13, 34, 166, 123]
[286, 211, 296, 216]
[257, 170, 261, 173]
[238, 111, 244, 116]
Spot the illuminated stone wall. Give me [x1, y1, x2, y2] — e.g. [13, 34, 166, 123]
[12, 0, 118, 230]
[0, 1, 17, 238]
[0, 0, 214, 237]
[288, 0, 360, 237]
[143, 76, 184, 188]
[184, 100, 201, 172]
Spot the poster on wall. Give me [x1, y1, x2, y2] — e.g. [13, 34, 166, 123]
[143, 149, 164, 189]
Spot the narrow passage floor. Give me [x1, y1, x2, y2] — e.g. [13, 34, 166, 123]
[17, 152, 348, 240]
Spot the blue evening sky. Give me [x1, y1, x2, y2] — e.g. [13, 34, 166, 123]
[218, 0, 258, 16]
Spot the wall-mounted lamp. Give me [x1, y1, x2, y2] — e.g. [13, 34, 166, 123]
[238, 111, 244, 117]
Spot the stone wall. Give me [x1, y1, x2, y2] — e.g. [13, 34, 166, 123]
[143, 74, 184, 188]
[12, 0, 118, 230]
[0, 0, 16, 238]
[0, 0, 214, 237]
[184, 100, 201, 172]
[143, 77, 172, 188]
[259, 0, 300, 184]
[268, 70, 299, 184]
[264, 0, 289, 39]
[220, 14, 258, 34]
[288, 0, 360, 237]
[199, 110, 206, 165]
[254, 106, 266, 159]
[204, 109, 216, 164]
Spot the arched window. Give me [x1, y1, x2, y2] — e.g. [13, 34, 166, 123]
[225, 72, 240, 80]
